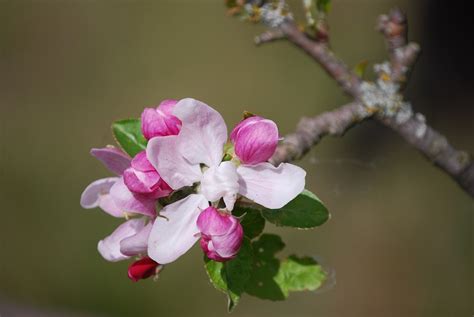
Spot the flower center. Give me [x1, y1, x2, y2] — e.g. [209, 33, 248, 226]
[199, 161, 240, 210]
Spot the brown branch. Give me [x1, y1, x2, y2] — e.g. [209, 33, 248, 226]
[379, 114, 474, 196]
[264, 10, 474, 197]
[270, 102, 368, 165]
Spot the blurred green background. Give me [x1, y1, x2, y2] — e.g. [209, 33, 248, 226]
[1, 0, 472, 316]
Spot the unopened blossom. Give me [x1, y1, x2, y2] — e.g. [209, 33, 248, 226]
[146, 98, 306, 264]
[123, 151, 172, 198]
[197, 207, 243, 262]
[128, 256, 160, 282]
[141, 99, 181, 139]
[230, 115, 279, 165]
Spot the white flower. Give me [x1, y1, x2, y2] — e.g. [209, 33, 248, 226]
[145, 98, 306, 264]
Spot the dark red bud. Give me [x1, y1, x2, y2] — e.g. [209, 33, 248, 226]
[127, 257, 159, 282]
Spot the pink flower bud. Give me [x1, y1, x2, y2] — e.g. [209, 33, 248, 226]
[127, 256, 160, 282]
[230, 116, 279, 165]
[196, 207, 243, 262]
[141, 99, 182, 139]
[123, 151, 172, 198]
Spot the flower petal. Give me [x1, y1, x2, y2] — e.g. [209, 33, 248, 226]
[90, 147, 131, 175]
[196, 207, 237, 236]
[146, 135, 202, 190]
[141, 99, 181, 139]
[109, 177, 157, 217]
[120, 222, 153, 256]
[131, 151, 155, 172]
[98, 218, 146, 262]
[147, 194, 209, 264]
[123, 168, 161, 194]
[237, 162, 306, 209]
[200, 161, 239, 211]
[80, 177, 124, 217]
[97, 193, 124, 218]
[230, 116, 279, 165]
[173, 98, 227, 167]
[211, 222, 243, 259]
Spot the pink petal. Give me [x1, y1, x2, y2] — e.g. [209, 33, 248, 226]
[200, 238, 227, 262]
[130, 151, 155, 172]
[211, 222, 243, 259]
[109, 177, 157, 217]
[123, 168, 161, 194]
[90, 147, 131, 175]
[197, 207, 243, 261]
[196, 207, 237, 236]
[230, 116, 279, 165]
[80, 177, 124, 218]
[97, 218, 146, 262]
[173, 98, 227, 168]
[141, 99, 181, 139]
[97, 193, 124, 218]
[237, 162, 306, 209]
[120, 222, 153, 256]
[146, 135, 202, 190]
[147, 194, 209, 264]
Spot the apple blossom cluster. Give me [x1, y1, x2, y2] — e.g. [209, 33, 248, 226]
[80, 98, 306, 282]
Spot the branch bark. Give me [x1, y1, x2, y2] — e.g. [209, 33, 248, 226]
[270, 102, 367, 165]
[265, 9, 474, 197]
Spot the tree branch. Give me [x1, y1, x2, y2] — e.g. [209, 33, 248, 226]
[270, 102, 368, 165]
[378, 113, 474, 195]
[264, 9, 473, 197]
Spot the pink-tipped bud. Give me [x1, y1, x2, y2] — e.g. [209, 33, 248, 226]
[141, 99, 181, 139]
[128, 256, 160, 282]
[230, 116, 279, 165]
[123, 151, 172, 198]
[196, 207, 243, 262]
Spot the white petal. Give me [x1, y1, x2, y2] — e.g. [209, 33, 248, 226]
[120, 222, 153, 256]
[147, 194, 209, 264]
[97, 218, 146, 262]
[237, 162, 306, 209]
[173, 98, 227, 167]
[146, 135, 202, 190]
[200, 161, 239, 211]
[80, 177, 124, 218]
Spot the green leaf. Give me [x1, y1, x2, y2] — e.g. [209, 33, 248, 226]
[316, 0, 331, 13]
[233, 206, 265, 239]
[204, 238, 253, 312]
[275, 255, 327, 297]
[245, 234, 287, 301]
[112, 119, 147, 157]
[245, 234, 327, 301]
[261, 190, 329, 229]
